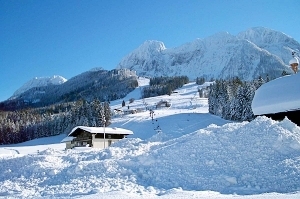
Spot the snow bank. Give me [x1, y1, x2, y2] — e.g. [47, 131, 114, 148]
[124, 116, 300, 194]
[0, 117, 300, 198]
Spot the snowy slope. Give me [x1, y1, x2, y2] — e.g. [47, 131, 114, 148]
[4, 69, 137, 108]
[1, 116, 300, 198]
[0, 79, 300, 198]
[252, 73, 300, 115]
[117, 27, 299, 80]
[10, 75, 67, 99]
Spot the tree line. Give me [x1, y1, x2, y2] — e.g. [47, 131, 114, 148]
[0, 99, 111, 145]
[208, 76, 267, 121]
[142, 76, 189, 98]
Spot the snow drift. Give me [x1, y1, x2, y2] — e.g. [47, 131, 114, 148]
[0, 117, 300, 198]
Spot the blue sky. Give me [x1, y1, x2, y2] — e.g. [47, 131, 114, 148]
[1, 0, 299, 102]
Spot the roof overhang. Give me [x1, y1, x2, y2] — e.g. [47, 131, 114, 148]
[68, 126, 133, 137]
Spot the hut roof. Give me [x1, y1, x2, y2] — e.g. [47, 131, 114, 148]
[68, 126, 133, 137]
[252, 74, 300, 115]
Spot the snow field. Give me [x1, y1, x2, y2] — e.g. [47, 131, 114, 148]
[0, 117, 300, 198]
[0, 80, 300, 198]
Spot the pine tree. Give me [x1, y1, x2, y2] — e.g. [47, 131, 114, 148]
[208, 79, 256, 122]
[103, 102, 111, 127]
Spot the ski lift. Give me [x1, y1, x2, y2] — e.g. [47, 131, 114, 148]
[289, 51, 299, 74]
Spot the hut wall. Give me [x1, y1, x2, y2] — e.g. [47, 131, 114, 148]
[92, 138, 121, 148]
[65, 142, 74, 149]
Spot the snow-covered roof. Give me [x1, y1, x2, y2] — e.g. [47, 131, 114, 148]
[289, 57, 299, 65]
[252, 73, 300, 115]
[115, 106, 137, 111]
[68, 126, 133, 136]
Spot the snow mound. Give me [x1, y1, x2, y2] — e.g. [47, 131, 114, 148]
[126, 116, 300, 194]
[0, 117, 300, 197]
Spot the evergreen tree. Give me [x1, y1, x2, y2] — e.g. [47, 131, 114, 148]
[208, 78, 257, 122]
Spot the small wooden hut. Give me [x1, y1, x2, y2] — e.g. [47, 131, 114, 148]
[61, 126, 133, 149]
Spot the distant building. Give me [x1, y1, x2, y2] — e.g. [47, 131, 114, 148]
[198, 82, 214, 98]
[156, 100, 171, 108]
[114, 106, 138, 115]
[117, 68, 137, 77]
[61, 126, 133, 149]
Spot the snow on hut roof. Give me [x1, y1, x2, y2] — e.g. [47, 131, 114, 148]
[68, 126, 134, 136]
[289, 57, 299, 65]
[252, 73, 300, 115]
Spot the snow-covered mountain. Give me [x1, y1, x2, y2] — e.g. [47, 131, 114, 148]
[1, 69, 138, 110]
[237, 27, 300, 66]
[11, 75, 67, 99]
[117, 27, 299, 80]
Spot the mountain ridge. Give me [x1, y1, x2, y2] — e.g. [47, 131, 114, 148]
[117, 27, 299, 80]
[1, 69, 138, 110]
[11, 75, 67, 99]
[6, 27, 300, 105]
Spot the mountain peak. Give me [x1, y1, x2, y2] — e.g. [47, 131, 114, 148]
[237, 27, 294, 44]
[117, 40, 166, 70]
[11, 75, 67, 99]
[89, 67, 105, 72]
[137, 40, 166, 53]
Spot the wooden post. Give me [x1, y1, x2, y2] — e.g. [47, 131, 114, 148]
[290, 63, 298, 74]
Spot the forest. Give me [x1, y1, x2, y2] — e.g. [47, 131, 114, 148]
[208, 76, 267, 121]
[0, 69, 137, 144]
[142, 76, 189, 98]
[0, 99, 111, 145]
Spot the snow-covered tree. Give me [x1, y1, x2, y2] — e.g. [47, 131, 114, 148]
[209, 78, 257, 122]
